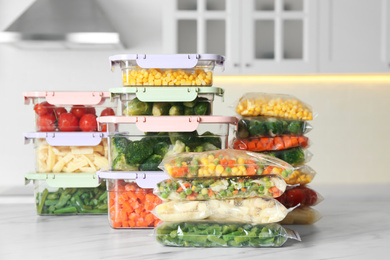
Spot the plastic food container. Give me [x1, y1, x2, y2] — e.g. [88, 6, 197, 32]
[109, 54, 225, 86]
[97, 116, 238, 171]
[97, 171, 167, 228]
[110, 87, 224, 116]
[24, 91, 118, 132]
[25, 173, 107, 215]
[24, 132, 109, 173]
[155, 222, 301, 247]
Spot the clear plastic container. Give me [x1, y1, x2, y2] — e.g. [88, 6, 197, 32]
[110, 87, 224, 116]
[23, 91, 118, 132]
[109, 54, 225, 86]
[97, 116, 238, 171]
[97, 171, 168, 229]
[25, 173, 107, 215]
[24, 132, 109, 173]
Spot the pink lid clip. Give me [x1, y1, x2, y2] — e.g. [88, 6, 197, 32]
[23, 91, 110, 105]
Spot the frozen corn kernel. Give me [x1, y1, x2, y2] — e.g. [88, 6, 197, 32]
[236, 93, 313, 120]
[122, 68, 213, 86]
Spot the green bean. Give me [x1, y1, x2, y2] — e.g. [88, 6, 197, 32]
[37, 189, 48, 214]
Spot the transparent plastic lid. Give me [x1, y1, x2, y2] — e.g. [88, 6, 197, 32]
[25, 173, 99, 188]
[24, 132, 107, 147]
[96, 170, 167, 189]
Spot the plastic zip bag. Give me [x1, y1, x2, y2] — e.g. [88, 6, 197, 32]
[154, 175, 286, 201]
[155, 221, 301, 247]
[232, 135, 309, 152]
[279, 206, 322, 225]
[259, 147, 313, 166]
[276, 185, 323, 208]
[284, 165, 316, 185]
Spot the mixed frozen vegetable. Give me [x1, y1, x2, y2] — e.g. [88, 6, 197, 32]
[108, 180, 162, 228]
[236, 93, 313, 120]
[232, 135, 309, 152]
[154, 198, 288, 224]
[36, 183, 107, 215]
[237, 117, 310, 138]
[111, 131, 222, 171]
[284, 165, 316, 185]
[161, 149, 293, 178]
[123, 98, 211, 116]
[155, 176, 286, 201]
[155, 222, 300, 247]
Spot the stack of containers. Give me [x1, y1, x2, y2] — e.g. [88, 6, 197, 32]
[233, 92, 322, 224]
[23, 92, 118, 215]
[96, 54, 239, 229]
[153, 149, 301, 247]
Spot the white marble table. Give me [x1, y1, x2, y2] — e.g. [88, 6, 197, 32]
[1, 185, 389, 260]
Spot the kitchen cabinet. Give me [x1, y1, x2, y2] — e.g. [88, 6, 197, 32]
[318, 0, 390, 73]
[163, 0, 389, 74]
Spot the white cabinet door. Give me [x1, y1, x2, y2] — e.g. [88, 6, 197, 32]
[319, 0, 390, 73]
[241, 0, 318, 74]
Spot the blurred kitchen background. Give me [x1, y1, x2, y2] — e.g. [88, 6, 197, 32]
[0, 0, 389, 197]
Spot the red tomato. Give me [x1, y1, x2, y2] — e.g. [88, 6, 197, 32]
[100, 124, 107, 132]
[86, 107, 96, 115]
[304, 187, 318, 206]
[58, 113, 79, 132]
[34, 101, 54, 116]
[37, 114, 56, 131]
[70, 105, 87, 118]
[54, 107, 67, 118]
[79, 114, 97, 132]
[100, 107, 115, 116]
[285, 188, 306, 208]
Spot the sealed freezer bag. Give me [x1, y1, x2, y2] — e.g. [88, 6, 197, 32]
[280, 207, 322, 225]
[235, 92, 314, 120]
[260, 147, 312, 166]
[276, 185, 323, 208]
[155, 175, 286, 201]
[110, 131, 222, 171]
[237, 117, 312, 138]
[155, 222, 301, 247]
[153, 197, 288, 224]
[284, 165, 316, 185]
[160, 149, 293, 179]
[232, 135, 309, 152]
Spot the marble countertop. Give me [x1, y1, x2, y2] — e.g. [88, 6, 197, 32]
[0, 185, 389, 260]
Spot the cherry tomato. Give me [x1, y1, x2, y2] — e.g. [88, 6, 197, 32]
[100, 107, 115, 116]
[34, 101, 54, 116]
[70, 105, 87, 118]
[304, 187, 318, 206]
[54, 107, 67, 118]
[37, 114, 56, 131]
[285, 188, 306, 208]
[79, 114, 97, 132]
[100, 124, 107, 132]
[58, 113, 79, 132]
[86, 107, 96, 115]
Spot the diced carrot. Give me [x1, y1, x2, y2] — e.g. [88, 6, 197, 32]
[219, 158, 228, 167]
[233, 140, 246, 150]
[136, 191, 145, 202]
[269, 186, 280, 197]
[187, 193, 197, 200]
[274, 137, 284, 150]
[247, 167, 256, 176]
[233, 190, 238, 195]
[109, 198, 115, 208]
[228, 159, 236, 168]
[125, 183, 137, 192]
[208, 189, 214, 197]
[291, 136, 298, 146]
[122, 201, 133, 212]
[112, 221, 122, 228]
[128, 220, 136, 228]
[298, 136, 308, 147]
[145, 213, 155, 226]
[122, 221, 129, 228]
[247, 141, 257, 150]
[241, 188, 247, 192]
[263, 166, 274, 175]
[283, 135, 292, 149]
[255, 140, 266, 151]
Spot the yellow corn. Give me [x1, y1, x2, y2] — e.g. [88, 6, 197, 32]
[237, 157, 245, 165]
[123, 68, 212, 86]
[208, 163, 216, 172]
[216, 165, 224, 175]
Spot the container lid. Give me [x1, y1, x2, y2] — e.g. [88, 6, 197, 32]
[97, 170, 168, 189]
[109, 54, 225, 70]
[24, 132, 106, 146]
[109, 87, 224, 102]
[97, 116, 238, 132]
[25, 173, 99, 188]
[23, 91, 111, 105]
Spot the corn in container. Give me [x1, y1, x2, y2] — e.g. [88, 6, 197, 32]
[97, 171, 167, 228]
[25, 173, 107, 215]
[24, 132, 109, 173]
[110, 86, 224, 116]
[97, 116, 238, 172]
[109, 54, 225, 86]
[24, 91, 118, 132]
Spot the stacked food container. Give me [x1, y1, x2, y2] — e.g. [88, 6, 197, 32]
[23, 92, 118, 215]
[96, 54, 239, 229]
[233, 92, 322, 225]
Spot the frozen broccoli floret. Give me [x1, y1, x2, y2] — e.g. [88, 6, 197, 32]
[276, 147, 305, 166]
[154, 141, 169, 157]
[165, 140, 186, 157]
[248, 120, 267, 136]
[169, 131, 199, 146]
[112, 154, 138, 171]
[112, 136, 130, 159]
[287, 121, 304, 135]
[125, 140, 154, 166]
[123, 98, 152, 116]
[265, 119, 284, 136]
[200, 131, 222, 148]
[139, 154, 163, 171]
[200, 142, 219, 151]
[152, 102, 170, 116]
